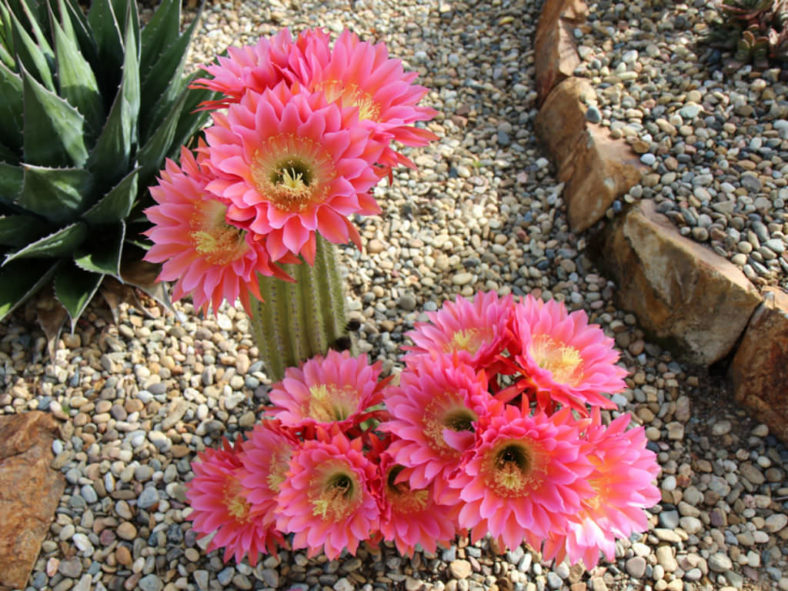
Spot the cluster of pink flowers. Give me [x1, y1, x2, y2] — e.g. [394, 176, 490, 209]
[186, 292, 661, 567]
[144, 29, 436, 313]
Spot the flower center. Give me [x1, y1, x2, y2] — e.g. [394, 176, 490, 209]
[423, 396, 477, 454]
[266, 449, 292, 493]
[306, 384, 359, 422]
[311, 470, 359, 521]
[386, 465, 429, 512]
[315, 80, 381, 121]
[530, 334, 584, 386]
[223, 476, 252, 522]
[250, 135, 334, 213]
[444, 328, 489, 356]
[189, 200, 248, 266]
[486, 441, 534, 497]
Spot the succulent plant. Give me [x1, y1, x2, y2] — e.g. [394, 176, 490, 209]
[0, 0, 213, 332]
[708, 0, 788, 68]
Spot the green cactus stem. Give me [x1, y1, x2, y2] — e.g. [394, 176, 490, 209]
[249, 234, 350, 382]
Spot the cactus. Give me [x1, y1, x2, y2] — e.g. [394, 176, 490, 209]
[0, 0, 213, 332]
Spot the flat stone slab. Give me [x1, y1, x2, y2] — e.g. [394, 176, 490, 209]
[591, 200, 762, 365]
[730, 287, 788, 443]
[534, 0, 587, 103]
[0, 412, 64, 590]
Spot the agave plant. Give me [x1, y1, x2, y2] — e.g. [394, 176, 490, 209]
[708, 0, 788, 68]
[0, 0, 213, 333]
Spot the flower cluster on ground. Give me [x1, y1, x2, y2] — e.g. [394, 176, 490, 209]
[144, 28, 436, 313]
[186, 292, 661, 568]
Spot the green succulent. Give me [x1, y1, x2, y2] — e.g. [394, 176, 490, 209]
[708, 0, 788, 68]
[0, 0, 214, 331]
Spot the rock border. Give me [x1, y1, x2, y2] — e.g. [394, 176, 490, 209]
[533, 0, 787, 442]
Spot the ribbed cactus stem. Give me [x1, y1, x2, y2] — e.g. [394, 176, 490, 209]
[249, 235, 348, 382]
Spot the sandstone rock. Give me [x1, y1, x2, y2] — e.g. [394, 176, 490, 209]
[730, 287, 788, 443]
[535, 77, 644, 232]
[534, 0, 588, 103]
[0, 412, 64, 590]
[590, 201, 762, 365]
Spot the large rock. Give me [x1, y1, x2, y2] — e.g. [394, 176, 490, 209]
[730, 287, 788, 443]
[535, 78, 644, 232]
[0, 412, 64, 590]
[534, 0, 588, 103]
[591, 200, 762, 365]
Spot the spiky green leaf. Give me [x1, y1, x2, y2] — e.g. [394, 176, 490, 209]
[137, 90, 188, 186]
[6, 3, 53, 89]
[74, 221, 124, 277]
[0, 161, 23, 203]
[4, 220, 86, 262]
[52, 11, 103, 137]
[14, 0, 54, 65]
[81, 167, 137, 224]
[22, 68, 89, 167]
[0, 214, 43, 245]
[17, 164, 93, 222]
[0, 142, 15, 163]
[139, 0, 179, 77]
[139, 15, 200, 140]
[87, 0, 123, 90]
[171, 82, 215, 152]
[0, 258, 59, 320]
[54, 261, 103, 327]
[0, 61, 23, 151]
[56, 0, 98, 68]
[87, 14, 139, 187]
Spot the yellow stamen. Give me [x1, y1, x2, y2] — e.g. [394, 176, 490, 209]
[223, 478, 252, 522]
[487, 442, 535, 497]
[311, 472, 357, 520]
[305, 384, 358, 422]
[387, 466, 429, 512]
[190, 201, 248, 266]
[422, 397, 476, 454]
[445, 328, 486, 355]
[530, 334, 584, 386]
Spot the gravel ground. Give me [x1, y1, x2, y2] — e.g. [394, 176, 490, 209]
[576, 0, 788, 290]
[2, 1, 788, 590]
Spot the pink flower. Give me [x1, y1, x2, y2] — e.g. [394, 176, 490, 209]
[542, 409, 661, 567]
[381, 355, 499, 501]
[294, 30, 437, 171]
[186, 437, 285, 565]
[511, 295, 627, 413]
[267, 350, 385, 429]
[192, 29, 330, 109]
[144, 146, 287, 314]
[376, 453, 458, 555]
[238, 421, 300, 528]
[204, 83, 384, 263]
[275, 431, 379, 559]
[447, 405, 595, 550]
[404, 291, 514, 372]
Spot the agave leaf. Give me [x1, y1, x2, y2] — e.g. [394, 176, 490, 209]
[74, 221, 124, 277]
[0, 142, 16, 164]
[139, 17, 198, 140]
[87, 13, 139, 188]
[0, 161, 23, 202]
[82, 167, 137, 224]
[56, 0, 98, 68]
[5, 2, 53, 89]
[87, 0, 123, 90]
[139, 0, 180, 77]
[17, 164, 93, 222]
[0, 257, 59, 320]
[35, 287, 68, 360]
[0, 214, 43, 245]
[120, 257, 173, 312]
[22, 68, 89, 167]
[54, 261, 103, 328]
[51, 9, 103, 137]
[0, 61, 23, 151]
[171, 81, 215, 152]
[137, 89, 190, 186]
[3, 220, 86, 263]
[0, 25, 14, 69]
[13, 0, 54, 64]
